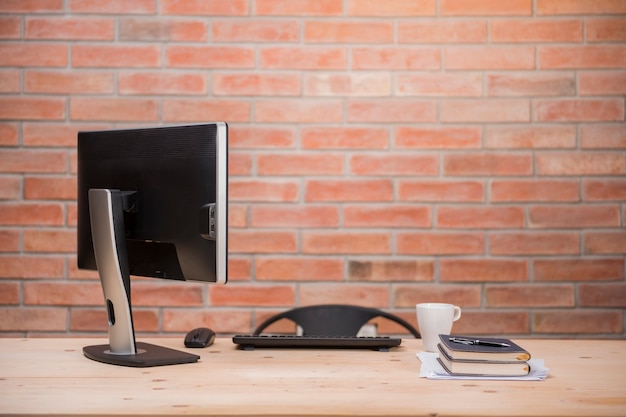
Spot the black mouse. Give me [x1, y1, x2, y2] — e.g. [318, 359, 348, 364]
[184, 327, 215, 348]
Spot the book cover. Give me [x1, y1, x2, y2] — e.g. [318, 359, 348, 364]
[437, 345, 531, 377]
[438, 334, 531, 362]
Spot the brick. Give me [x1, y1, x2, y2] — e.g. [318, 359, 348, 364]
[579, 283, 626, 307]
[229, 231, 297, 253]
[229, 180, 299, 202]
[348, 99, 436, 123]
[23, 282, 101, 305]
[0, 177, 20, 201]
[0, 150, 66, 173]
[350, 154, 438, 176]
[491, 180, 579, 202]
[440, 99, 530, 123]
[487, 72, 576, 96]
[0, 1, 62, 13]
[302, 232, 391, 254]
[69, 0, 156, 13]
[213, 19, 298, 42]
[586, 18, 626, 42]
[491, 19, 582, 43]
[489, 232, 580, 255]
[397, 232, 485, 255]
[438, 206, 525, 229]
[536, 152, 626, 176]
[118, 71, 206, 96]
[69, 309, 158, 333]
[229, 153, 252, 176]
[443, 153, 533, 176]
[535, 99, 624, 122]
[0, 123, 18, 145]
[486, 284, 575, 307]
[214, 73, 300, 96]
[210, 284, 295, 307]
[440, 259, 528, 282]
[398, 180, 484, 202]
[161, 0, 249, 15]
[228, 206, 248, 228]
[162, 309, 252, 334]
[0, 97, 65, 121]
[397, 73, 482, 97]
[534, 310, 622, 334]
[0, 43, 67, 67]
[255, 99, 342, 123]
[344, 205, 431, 228]
[581, 125, 626, 149]
[485, 125, 577, 149]
[25, 70, 113, 94]
[0, 17, 20, 39]
[302, 127, 388, 149]
[537, 0, 626, 15]
[25, 17, 114, 40]
[256, 257, 343, 281]
[166, 46, 254, 69]
[73, 45, 160, 68]
[347, 0, 436, 16]
[22, 123, 107, 147]
[352, 47, 440, 70]
[394, 284, 481, 307]
[584, 232, 626, 255]
[24, 229, 76, 253]
[305, 179, 393, 202]
[529, 205, 621, 229]
[258, 153, 343, 176]
[298, 283, 390, 307]
[250, 205, 339, 228]
[229, 126, 295, 149]
[228, 257, 252, 281]
[70, 98, 158, 122]
[398, 19, 486, 43]
[0, 71, 19, 93]
[119, 18, 207, 42]
[162, 99, 250, 123]
[452, 311, 530, 335]
[395, 127, 481, 150]
[254, 0, 342, 16]
[304, 21, 393, 44]
[0, 230, 20, 252]
[304, 73, 391, 97]
[349, 260, 434, 282]
[579, 71, 626, 96]
[0, 255, 64, 279]
[539, 46, 626, 69]
[440, 0, 532, 15]
[446, 46, 534, 70]
[583, 179, 626, 201]
[534, 258, 624, 281]
[0, 307, 66, 331]
[0, 282, 19, 304]
[260, 46, 347, 70]
[132, 282, 204, 307]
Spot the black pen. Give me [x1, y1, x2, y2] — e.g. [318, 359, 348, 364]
[449, 337, 510, 348]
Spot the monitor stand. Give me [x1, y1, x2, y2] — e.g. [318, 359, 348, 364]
[83, 189, 199, 367]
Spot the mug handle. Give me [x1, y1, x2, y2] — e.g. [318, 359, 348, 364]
[453, 306, 462, 321]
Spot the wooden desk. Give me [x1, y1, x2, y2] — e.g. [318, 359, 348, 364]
[1, 338, 625, 416]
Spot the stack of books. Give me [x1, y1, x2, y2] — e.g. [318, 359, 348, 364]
[437, 334, 532, 377]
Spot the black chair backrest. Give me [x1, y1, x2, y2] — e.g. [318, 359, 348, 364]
[253, 304, 420, 338]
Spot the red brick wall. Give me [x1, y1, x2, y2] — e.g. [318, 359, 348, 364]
[1, 0, 625, 338]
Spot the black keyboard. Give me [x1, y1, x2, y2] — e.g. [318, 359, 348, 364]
[232, 334, 402, 351]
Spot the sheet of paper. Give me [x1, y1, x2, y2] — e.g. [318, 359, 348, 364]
[416, 351, 549, 381]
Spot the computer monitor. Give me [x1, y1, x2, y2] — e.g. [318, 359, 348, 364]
[77, 123, 228, 367]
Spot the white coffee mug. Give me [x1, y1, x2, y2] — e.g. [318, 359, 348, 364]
[416, 303, 462, 352]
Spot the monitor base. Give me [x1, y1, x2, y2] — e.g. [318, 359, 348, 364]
[83, 342, 199, 367]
